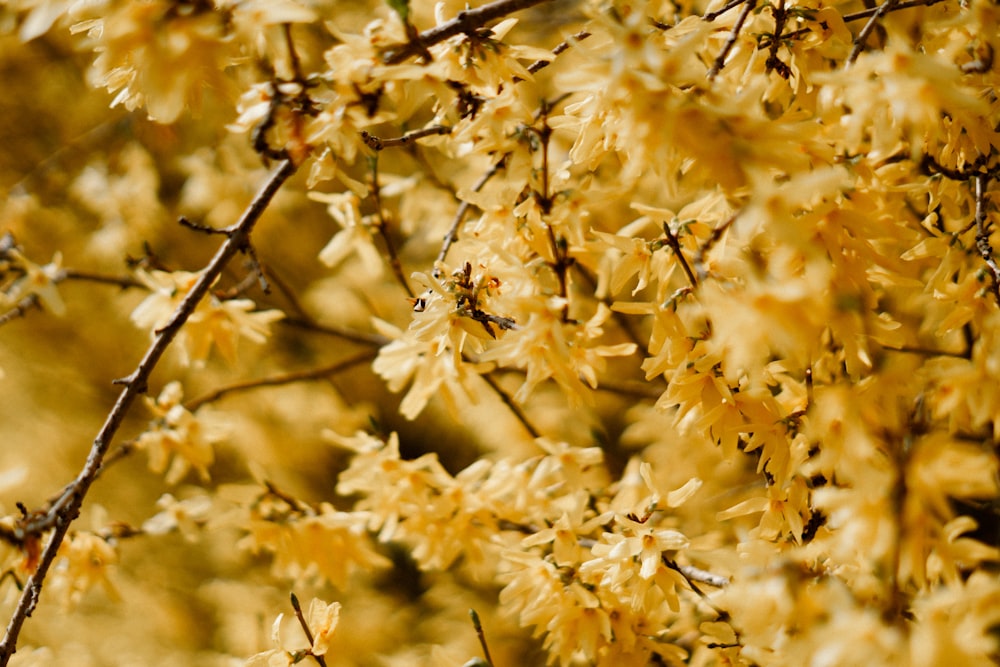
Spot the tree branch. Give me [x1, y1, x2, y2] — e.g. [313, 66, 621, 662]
[382, 0, 556, 64]
[973, 174, 1000, 307]
[0, 159, 296, 667]
[707, 0, 757, 80]
[185, 352, 375, 411]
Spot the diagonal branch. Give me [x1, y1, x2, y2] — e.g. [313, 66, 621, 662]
[846, 0, 900, 66]
[0, 159, 296, 667]
[707, 0, 757, 80]
[383, 0, 556, 64]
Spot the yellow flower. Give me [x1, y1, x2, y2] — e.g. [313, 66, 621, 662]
[183, 296, 284, 366]
[3, 248, 65, 316]
[136, 382, 229, 484]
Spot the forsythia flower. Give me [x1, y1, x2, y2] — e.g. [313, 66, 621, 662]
[131, 269, 284, 366]
[2, 248, 65, 316]
[245, 598, 341, 667]
[136, 381, 229, 484]
[72, 0, 235, 123]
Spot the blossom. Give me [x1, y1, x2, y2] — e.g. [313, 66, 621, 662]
[2, 248, 65, 315]
[182, 296, 285, 366]
[131, 269, 284, 366]
[136, 382, 229, 484]
[244, 597, 341, 667]
[72, 1, 236, 123]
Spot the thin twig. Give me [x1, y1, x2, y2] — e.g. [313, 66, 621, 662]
[481, 372, 541, 439]
[382, 0, 557, 64]
[778, 0, 946, 43]
[185, 352, 375, 411]
[678, 563, 730, 588]
[0, 159, 296, 667]
[0, 269, 143, 327]
[469, 609, 494, 667]
[708, 0, 756, 80]
[59, 269, 143, 290]
[433, 156, 508, 279]
[280, 317, 390, 347]
[846, 0, 900, 66]
[973, 174, 1000, 307]
[662, 223, 699, 288]
[0, 294, 39, 327]
[704, 0, 750, 22]
[361, 125, 452, 151]
[290, 592, 329, 667]
[664, 558, 728, 616]
[765, 0, 791, 78]
[368, 155, 414, 298]
[693, 213, 737, 281]
[526, 30, 591, 75]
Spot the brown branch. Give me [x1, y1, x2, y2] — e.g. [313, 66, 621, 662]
[704, 0, 751, 22]
[846, 0, 900, 66]
[707, 0, 756, 80]
[765, 0, 791, 78]
[184, 352, 375, 411]
[289, 592, 328, 667]
[693, 213, 737, 281]
[526, 30, 591, 75]
[0, 269, 143, 327]
[59, 269, 144, 290]
[662, 223, 698, 288]
[0, 294, 39, 326]
[382, 0, 557, 64]
[280, 317, 390, 347]
[0, 159, 296, 667]
[469, 609, 495, 667]
[368, 155, 414, 298]
[776, 0, 947, 46]
[433, 155, 508, 279]
[481, 372, 541, 439]
[361, 125, 451, 151]
[973, 174, 1000, 307]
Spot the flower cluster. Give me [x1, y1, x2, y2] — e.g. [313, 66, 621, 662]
[3, 0, 1000, 665]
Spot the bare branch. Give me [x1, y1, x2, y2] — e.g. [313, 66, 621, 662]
[662, 223, 699, 288]
[480, 372, 541, 439]
[290, 593, 328, 667]
[707, 0, 757, 80]
[382, 0, 557, 64]
[434, 156, 508, 278]
[184, 352, 375, 411]
[973, 174, 1000, 307]
[361, 125, 451, 151]
[0, 159, 296, 667]
[846, 0, 900, 66]
[525, 29, 591, 76]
